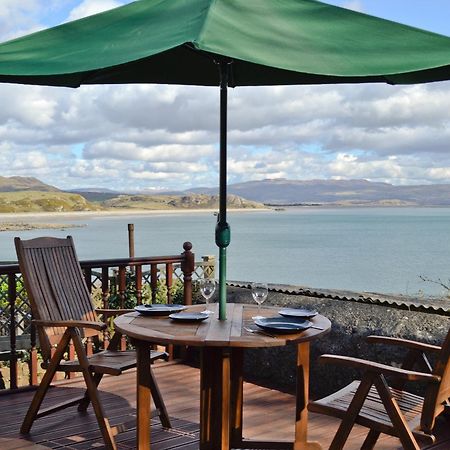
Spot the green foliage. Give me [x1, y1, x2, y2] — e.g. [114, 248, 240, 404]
[0, 191, 100, 213]
[0, 275, 26, 311]
[106, 270, 185, 309]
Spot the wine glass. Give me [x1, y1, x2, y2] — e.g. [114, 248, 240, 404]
[251, 282, 268, 318]
[199, 278, 216, 314]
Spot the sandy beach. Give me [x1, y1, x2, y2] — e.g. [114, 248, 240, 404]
[0, 207, 269, 221]
[0, 208, 269, 232]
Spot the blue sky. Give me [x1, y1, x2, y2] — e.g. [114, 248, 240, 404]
[0, 0, 449, 192]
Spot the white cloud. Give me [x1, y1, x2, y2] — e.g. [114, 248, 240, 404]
[342, 1, 364, 13]
[67, 0, 124, 21]
[83, 141, 215, 162]
[0, 1, 450, 191]
[0, 0, 41, 41]
[427, 167, 450, 180]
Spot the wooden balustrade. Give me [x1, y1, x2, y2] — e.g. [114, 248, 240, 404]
[0, 241, 207, 393]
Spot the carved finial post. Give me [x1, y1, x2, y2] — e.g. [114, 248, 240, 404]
[181, 242, 194, 305]
[128, 223, 135, 258]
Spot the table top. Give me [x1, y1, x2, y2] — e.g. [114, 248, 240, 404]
[114, 303, 331, 348]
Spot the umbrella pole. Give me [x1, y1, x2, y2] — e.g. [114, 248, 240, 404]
[215, 61, 231, 320]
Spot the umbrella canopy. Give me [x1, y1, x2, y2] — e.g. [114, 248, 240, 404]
[1, 0, 450, 319]
[1, 0, 450, 86]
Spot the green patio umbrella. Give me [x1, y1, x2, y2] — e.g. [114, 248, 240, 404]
[0, 0, 450, 319]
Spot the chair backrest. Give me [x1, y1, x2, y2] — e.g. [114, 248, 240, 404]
[15, 236, 98, 361]
[421, 326, 450, 432]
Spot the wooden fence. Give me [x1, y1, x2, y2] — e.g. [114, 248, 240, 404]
[0, 242, 215, 391]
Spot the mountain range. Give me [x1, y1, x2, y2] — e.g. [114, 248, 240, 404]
[188, 178, 450, 206]
[2, 176, 450, 209]
[0, 176, 262, 212]
[0, 176, 59, 192]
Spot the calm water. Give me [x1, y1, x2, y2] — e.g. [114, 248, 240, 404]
[1, 207, 450, 297]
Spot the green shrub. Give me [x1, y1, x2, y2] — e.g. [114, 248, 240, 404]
[105, 270, 185, 309]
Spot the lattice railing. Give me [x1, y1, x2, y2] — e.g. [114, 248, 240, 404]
[0, 242, 215, 392]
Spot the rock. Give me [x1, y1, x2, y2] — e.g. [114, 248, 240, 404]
[226, 285, 448, 399]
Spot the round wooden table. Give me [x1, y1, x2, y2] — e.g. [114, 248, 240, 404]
[115, 303, 331, 450]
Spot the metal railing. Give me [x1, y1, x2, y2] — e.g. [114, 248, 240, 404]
[0, 242, 215, 392]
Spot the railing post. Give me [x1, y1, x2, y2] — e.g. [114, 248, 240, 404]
[8, 273, 18, 390]
[136, 265, 142, 305]
[29, 322, 38, 386]
[150, 264, 158, 303]
[118, 266, 126, 308]
[84, 267, 92, 292]
[101, 267, 110, 349]
[128, 224, 135, 258]
[166, 263, 173, 304]
[118, 266, 127, 351]
[181, 242, 194, 306]
[101, 267, 110, 310]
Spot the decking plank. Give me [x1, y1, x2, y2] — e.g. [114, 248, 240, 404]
[0, 363, 448, 449]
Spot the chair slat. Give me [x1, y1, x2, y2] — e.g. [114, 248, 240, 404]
[309, 328, 450, 448]
[14, 235, 171, 449]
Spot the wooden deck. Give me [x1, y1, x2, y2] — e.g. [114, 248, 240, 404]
[1, 362, 449, 449]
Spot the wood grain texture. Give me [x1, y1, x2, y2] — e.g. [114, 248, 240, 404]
[1, 363, 449, 449]
[14, 236, 170, 450]
[116, 303, 331, 450]
[309, 327, 450, 450]
[115, 304, 331, 348]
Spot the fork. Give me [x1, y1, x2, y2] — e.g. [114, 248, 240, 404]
[244, 327, 277, 338]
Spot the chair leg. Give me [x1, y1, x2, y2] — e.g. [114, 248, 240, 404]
[361, 429, 381, 450]
[148, 366, 172, 428]
[70, 329, 117, 450]
[374, 376, 420, 450]
[21, 330, 71, 434]
[329, 374, 376, 450]
[78, 372, 103, 412]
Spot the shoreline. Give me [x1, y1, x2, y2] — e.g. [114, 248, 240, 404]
[0, 207, 269, 221]
[0, 222, 85, 232]
[1, 204, 449, 221]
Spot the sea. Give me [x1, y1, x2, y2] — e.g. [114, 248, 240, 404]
[1, 207, 450, 298]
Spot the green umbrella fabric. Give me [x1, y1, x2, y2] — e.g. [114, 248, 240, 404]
[0, 0, 449, 87]
[1, 0, 450, 319]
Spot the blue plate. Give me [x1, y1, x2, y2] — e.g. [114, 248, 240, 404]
[278, 308, 318, 319]
[169, 312, 209, 322]
[254, 317, 311, 333]
[135, 304, 186, 316]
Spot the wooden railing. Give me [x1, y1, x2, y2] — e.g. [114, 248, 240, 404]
[0, 242, 213, 392]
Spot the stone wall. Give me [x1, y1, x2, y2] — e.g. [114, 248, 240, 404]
[225, 285, 449, 399]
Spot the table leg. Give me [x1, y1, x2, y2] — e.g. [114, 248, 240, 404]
[136, 341, 151, 449]
[200, 347, 232, 450]
[295, 342, 321, 450]
[230, 348, 244, 446]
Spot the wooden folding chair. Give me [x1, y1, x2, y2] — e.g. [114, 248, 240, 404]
[309, 329, 450, 450]
[15, 236, 171, 450]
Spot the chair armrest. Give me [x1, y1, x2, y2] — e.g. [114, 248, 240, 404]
[319, 354, 441, 383]
[33, 319, 106, 331]
[96, 308, 134, 317]
[367, 335, 442, 353]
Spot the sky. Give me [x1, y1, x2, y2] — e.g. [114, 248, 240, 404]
[0, 0, 450, 192]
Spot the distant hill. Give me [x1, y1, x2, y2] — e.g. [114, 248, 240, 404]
[190, 179, 450, 206]
[103, 194, 264, 210]
[70, 190, 122, 202]
[0, 191, 101, 213]
[0, 176, 59, 192]
[0, 176, 263, 212]
[6, 177, 450, 211]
